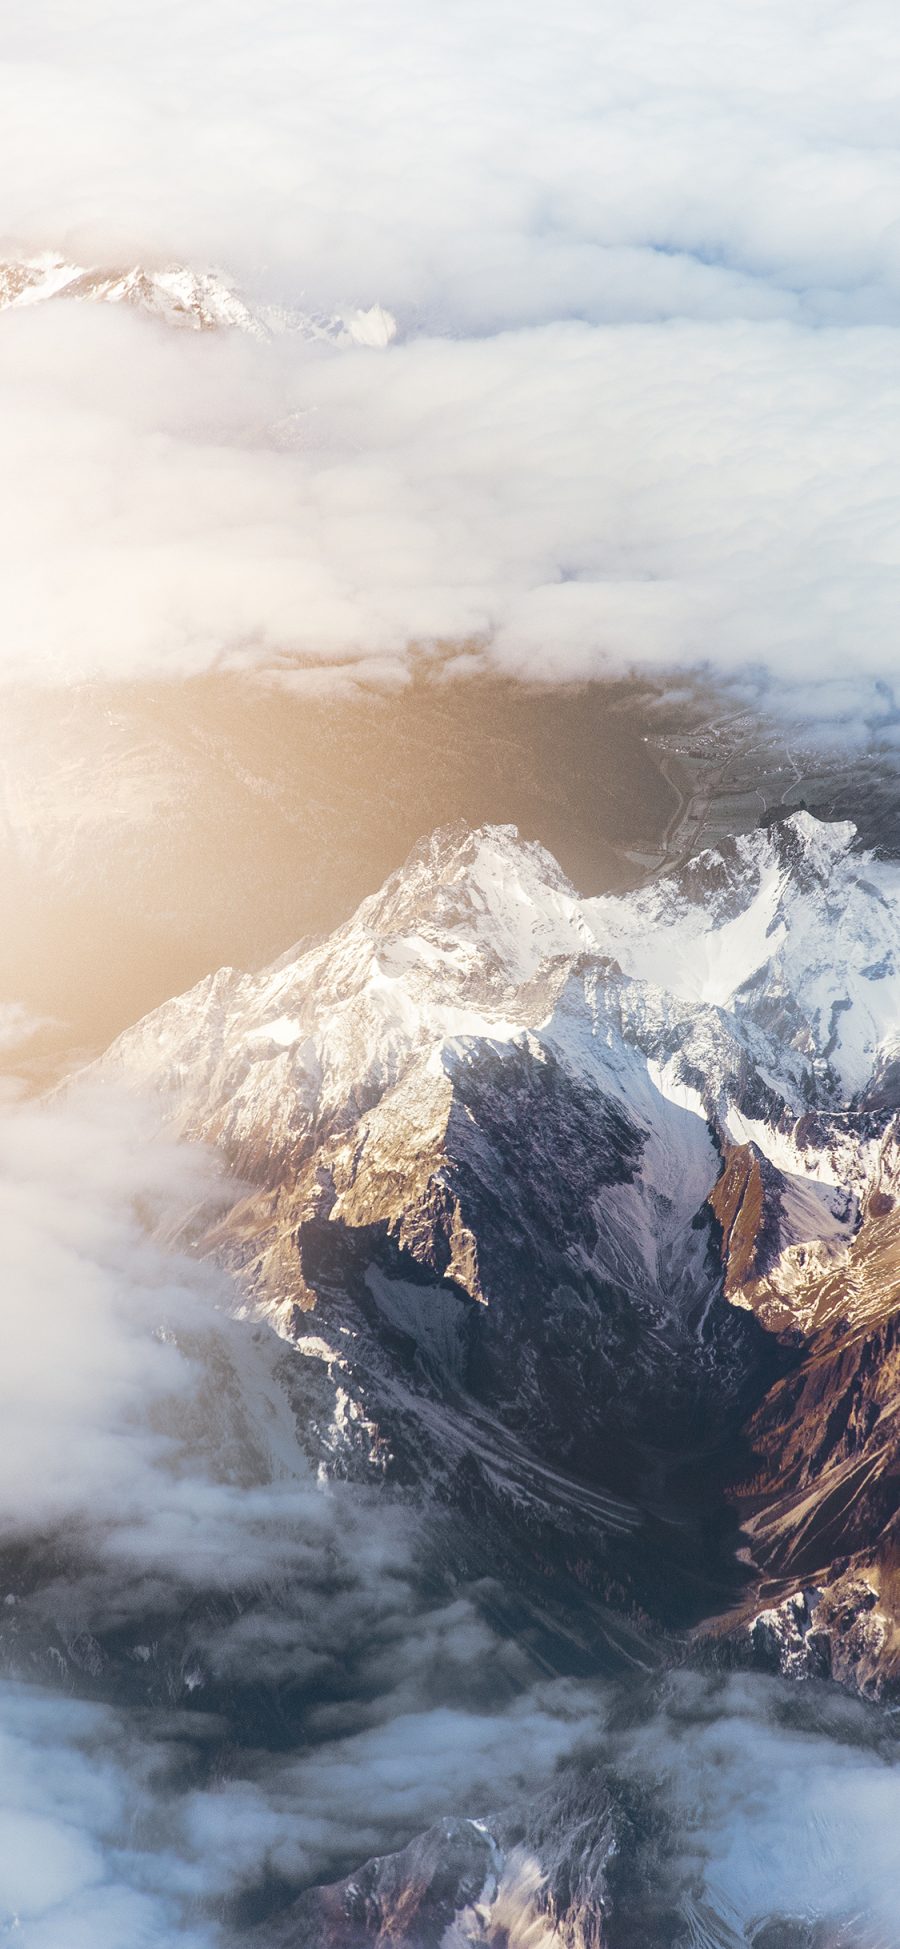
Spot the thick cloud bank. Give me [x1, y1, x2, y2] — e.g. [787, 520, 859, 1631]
[2, 0, 900, 698]
[4, 0, 900, 331]
[6, 305, 900, 698]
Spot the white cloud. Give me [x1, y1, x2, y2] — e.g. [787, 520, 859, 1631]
[3, 1, 900, 332]
[0, 1004, 47, 1054]
[4, 1662, 898, 1944]
[0, 1084, 220, 1539]
[612, 1672, 900, 1941]
[0, 1687, 215, 1947]
[0, 1, 899, 700]
[3, 304, 900, 699]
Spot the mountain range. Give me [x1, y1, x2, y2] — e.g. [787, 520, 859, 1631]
[95, 812, 899, 1697]
[10, 807, 898, 1945]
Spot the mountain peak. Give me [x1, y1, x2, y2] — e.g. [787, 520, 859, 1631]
[759, 807, 859, 878]
[353, 820, 589, 985]
[97, 807, 900, 1164]
[387, 818, 577, 902]
[0, 252, 399, 347]
[586, 809, 900, 1100]
[659, 810, 860, 924]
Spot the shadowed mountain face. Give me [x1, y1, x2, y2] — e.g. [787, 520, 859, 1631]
[10, 811, 900, 1945]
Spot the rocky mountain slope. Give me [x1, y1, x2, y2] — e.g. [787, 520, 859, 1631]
[92, 812, 900, 1696]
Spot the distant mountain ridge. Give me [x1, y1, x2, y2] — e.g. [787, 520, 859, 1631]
[0, 249, 397, 344]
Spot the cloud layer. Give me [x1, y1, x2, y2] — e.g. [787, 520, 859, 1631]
[4, 304, 900, 703]
[4, 0, 900, 332]
[2, 0, 900, 700]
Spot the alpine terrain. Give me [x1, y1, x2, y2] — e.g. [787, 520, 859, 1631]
[17, 809, 899, 1945]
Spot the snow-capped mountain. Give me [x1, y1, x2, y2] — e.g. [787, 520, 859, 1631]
[588, 811, 900, 1108]
[103, 808, 900, 1130]
[93, 811, 900, 1698]
[0, 250, 397, 344]
[100, 811, 900, 1335]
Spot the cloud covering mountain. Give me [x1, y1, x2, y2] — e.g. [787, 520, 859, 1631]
[5, 0, 900, 330]
[3, 0, 900, 709]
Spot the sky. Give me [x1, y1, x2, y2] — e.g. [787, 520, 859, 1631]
[1, 0, 900, 710]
